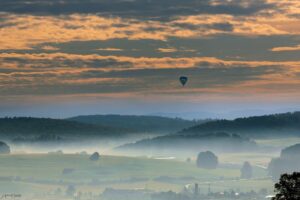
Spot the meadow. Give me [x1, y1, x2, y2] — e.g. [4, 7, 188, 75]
[0, 153, 273, 198]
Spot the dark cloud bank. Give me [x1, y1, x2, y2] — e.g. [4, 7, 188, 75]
[1, 0, 272, 20]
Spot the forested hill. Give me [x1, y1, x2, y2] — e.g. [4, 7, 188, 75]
[0, 117, 127, 139]
[117, 132, 257, 153]
[0, 115, 201, 141]
[179, 112, 300, 137]
[68, 115, 201, 133]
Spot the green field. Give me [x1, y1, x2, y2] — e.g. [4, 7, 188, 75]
[0, 153, 274, 198]
[255, 137, 300, 148]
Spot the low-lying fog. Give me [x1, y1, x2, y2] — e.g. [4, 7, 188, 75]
[1, 135, 300, 200]
[1, 112, 300, 200]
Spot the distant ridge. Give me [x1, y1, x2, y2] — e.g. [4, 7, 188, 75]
[117, 112, 300, 153]
[68, 114, 201, 133]
[0, 115, 202, 141]
[179, 111, 300, 137]
[117, 132, 257, 153]
[0, 117, 127, 139]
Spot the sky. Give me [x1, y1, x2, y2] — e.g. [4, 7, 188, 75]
[0, 0, 300, 118]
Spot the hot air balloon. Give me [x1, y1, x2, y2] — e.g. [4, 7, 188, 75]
[179, 76, 188, 86]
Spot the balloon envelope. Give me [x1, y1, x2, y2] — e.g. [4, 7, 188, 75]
[179, 76, 188, 86]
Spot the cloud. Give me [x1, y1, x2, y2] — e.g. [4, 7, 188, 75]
[96, 48, 123, 51]
[174, 22, 234, 32]
[1, 7, 299, 51]
[2, 52, 300, 70]
[48, 35, 300, 61]
[157, 48, 178, 53]
[0, 14, 242, 50]
[0, 64, 286, 96]
[0, 54, 133, 71]
[1, 0, 300, 101]
[0, 52, 299, 96]
[0, 0, 272, 20]
[270, 45, 300, 52]
[40, 45, 60, 51]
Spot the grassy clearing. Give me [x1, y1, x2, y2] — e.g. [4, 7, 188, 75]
[255, 137, 300, 148]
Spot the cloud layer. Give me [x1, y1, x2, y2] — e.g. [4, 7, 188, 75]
[0, 0, 300, 108]
[0, 0, 272, 19]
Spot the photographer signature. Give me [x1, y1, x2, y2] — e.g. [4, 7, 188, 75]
[0, 194, 21, 199]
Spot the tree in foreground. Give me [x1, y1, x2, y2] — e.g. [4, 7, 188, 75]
[272, 172, 300, 200]
[240, 161, 253, 179]
[196, 151, 218, 169]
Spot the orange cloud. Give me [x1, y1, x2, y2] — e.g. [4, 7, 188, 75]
[271, 44, 300, 52]
[2, 8, 300, 50]
[0, 52, 299, 97]
[2, 52, 300, 70]
[96, 48, 123, 51]
[157, 48, 178, 53]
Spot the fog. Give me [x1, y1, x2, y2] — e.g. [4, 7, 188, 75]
[1, 112, 300, 200]
[0, 138, 281, 200]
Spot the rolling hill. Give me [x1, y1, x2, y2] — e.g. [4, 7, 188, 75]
[0, 115, 200, 141]
[117, 132, 257, 154]
[179, 112, 300, 138]
[0, 117, 127, 140]
[117, 112, 300, 154]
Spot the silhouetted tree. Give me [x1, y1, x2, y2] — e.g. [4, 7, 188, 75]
[240, 161, 253, 179]
[281, 144, 300, 158]
[196, 151, 218, 169]
[89, 152, 100, 161]
[0, 141, 10, 154]
[268, 144, 300, 180]
[272, 172, 300, 200]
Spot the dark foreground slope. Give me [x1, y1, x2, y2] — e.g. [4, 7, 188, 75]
[179, 112, 300, 138]
[0, 117, 127, 140]
[68, 115, 201, 133]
